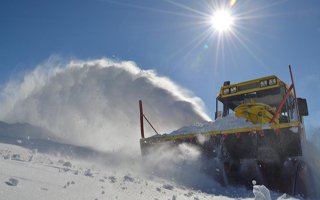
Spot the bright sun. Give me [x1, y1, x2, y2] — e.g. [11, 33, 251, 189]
[210, 9, 234, 33]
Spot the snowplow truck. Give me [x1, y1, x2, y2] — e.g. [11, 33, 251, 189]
[139, 66, 316, 198]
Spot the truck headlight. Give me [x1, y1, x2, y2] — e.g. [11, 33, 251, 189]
[230, 86, 237, 94]
[260, 80, 268, 87]
[268, 78, 277, 86]
[223, 88, 230, 95]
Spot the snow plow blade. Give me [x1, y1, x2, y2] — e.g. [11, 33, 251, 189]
[140, 122, 302, 161]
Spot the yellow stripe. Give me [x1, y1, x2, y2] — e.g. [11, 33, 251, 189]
[218, 75, 293, 98]
[142, 121, 301, 142]
[221, 84, 280, 98]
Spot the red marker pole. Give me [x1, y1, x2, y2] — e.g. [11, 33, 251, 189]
[139, 100, 145, 139]
[289, 65, 300, 122]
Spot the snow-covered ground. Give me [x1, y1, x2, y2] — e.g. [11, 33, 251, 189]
[0, 115, 316, 200]
[0, 143, 235, 200]
[0, 142, 302, 200]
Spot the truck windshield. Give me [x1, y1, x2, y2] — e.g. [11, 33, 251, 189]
[216, 86, 298, 123]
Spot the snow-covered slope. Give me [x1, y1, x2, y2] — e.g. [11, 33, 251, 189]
[0, 141, 302, 200]
[0, 120, 307, 200]
[0, 143, 239, 200]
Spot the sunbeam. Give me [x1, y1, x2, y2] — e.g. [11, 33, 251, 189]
[101, 0, 289, 74]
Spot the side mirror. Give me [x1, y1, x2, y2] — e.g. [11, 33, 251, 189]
[297, 98, 308, 116]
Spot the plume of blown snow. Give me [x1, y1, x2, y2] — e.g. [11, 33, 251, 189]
[141, 143, 222, 192]
[0, 58, 210, 153]
[304, 128, 320, 198]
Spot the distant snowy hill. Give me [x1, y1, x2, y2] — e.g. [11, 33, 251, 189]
[0, 121, 109, 159]
[0, 121, 54, 140]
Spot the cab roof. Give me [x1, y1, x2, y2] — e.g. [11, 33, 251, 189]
[217, 75, 292, 110]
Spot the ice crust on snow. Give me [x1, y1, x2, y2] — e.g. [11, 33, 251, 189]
[165, 114, 270, 136]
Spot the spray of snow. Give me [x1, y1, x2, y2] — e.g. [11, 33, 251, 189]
[141, 143, 225, 193]
[303, 128, 320, 198]
[0, 58, 210, 153]
[0, 57, 228, 197]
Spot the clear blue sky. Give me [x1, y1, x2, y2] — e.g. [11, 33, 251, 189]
[1, 0, 320, 129]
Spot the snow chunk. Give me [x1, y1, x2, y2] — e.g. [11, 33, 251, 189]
[162, 184, 174, 190]
[277, 193, 299, 200]
[108, 176, 117, 183]
[184, 191, 194, 197]
[58, 159, 65, 164]
[84, 169, 93, 177]
[123, 175, 134, 182]
[11, 154, 21, 161]
[63, 161, 72, 168]
[6, 178, 19, 186]
[253, 185, 271, 200]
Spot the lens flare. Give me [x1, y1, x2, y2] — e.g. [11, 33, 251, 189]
[229, 0, 237, 7]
